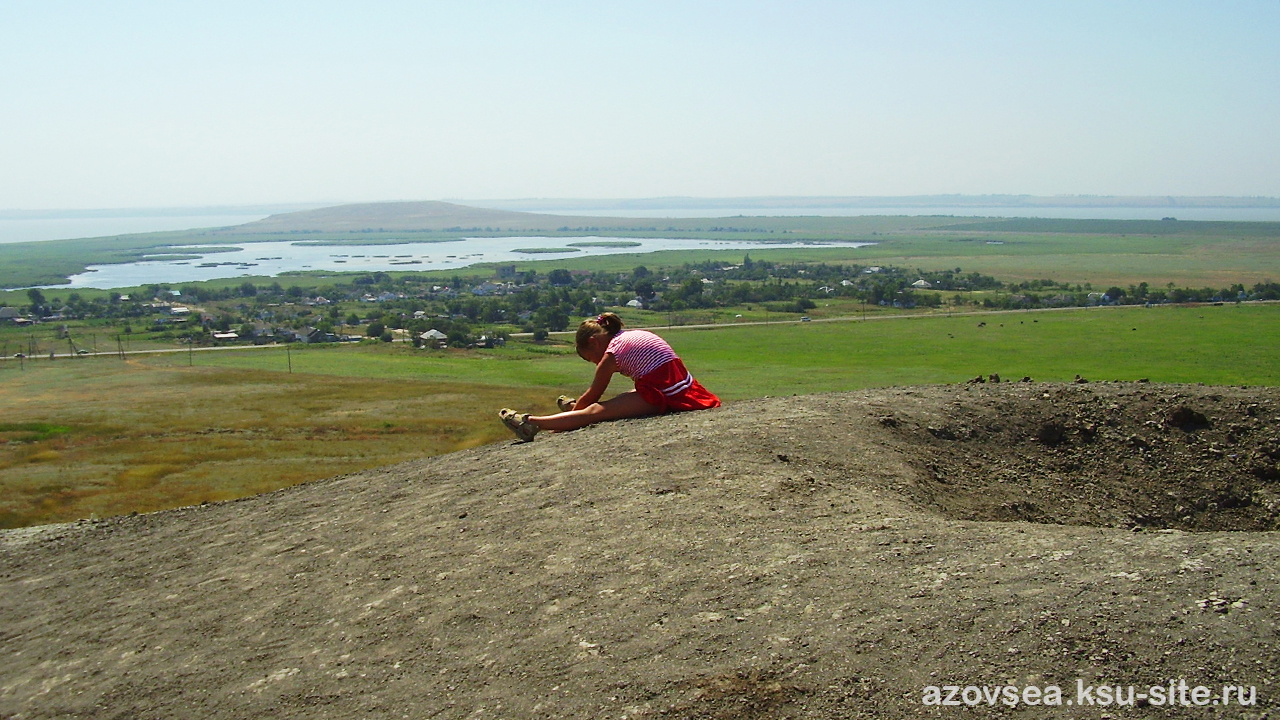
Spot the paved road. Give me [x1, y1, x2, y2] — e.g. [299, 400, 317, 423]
[0, 341, 297, 362]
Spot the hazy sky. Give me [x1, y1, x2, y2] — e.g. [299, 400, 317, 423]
[2, 1, 1277, 209]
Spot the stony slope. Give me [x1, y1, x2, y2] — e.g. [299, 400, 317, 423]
[2, 384, 1278, 719]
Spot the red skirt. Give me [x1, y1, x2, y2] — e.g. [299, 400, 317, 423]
[632, 358, 721, 412]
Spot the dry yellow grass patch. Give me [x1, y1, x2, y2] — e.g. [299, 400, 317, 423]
[0, 357, 557, 527]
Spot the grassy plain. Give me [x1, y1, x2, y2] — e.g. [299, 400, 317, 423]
[495, 231, 1280, 290]
[192, 302, 1280, 395]
[5, 301, 1275, 529]
[0, 355, 558, 529]
[676, 302, 1280, 395]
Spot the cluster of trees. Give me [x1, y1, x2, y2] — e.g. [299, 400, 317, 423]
[14, 265, 1280, 345]
[967, 281, 1280, 310]
[22, 289, 158, 321]
[640, 259, 1001, 311]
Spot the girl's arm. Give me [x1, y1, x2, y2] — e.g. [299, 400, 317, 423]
[573, 353, 619, 410]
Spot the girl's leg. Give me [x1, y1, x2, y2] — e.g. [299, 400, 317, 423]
[529, 391, 662, 432]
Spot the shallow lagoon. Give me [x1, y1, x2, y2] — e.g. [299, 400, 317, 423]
[59, 236, 873, 289]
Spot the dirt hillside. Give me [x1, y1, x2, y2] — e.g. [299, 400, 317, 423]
[3, 383, 1278, 719]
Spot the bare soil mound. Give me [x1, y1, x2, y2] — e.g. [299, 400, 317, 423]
[3, 384, 1277, 719]
[877, 382, 1280, 531]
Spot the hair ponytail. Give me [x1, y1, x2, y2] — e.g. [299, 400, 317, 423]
[596, 312, 623, 336]
[575, 311, 625, 351]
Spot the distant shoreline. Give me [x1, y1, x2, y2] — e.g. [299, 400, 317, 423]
[0, 203, 332, 221]
[458, 194, 1280, 213]
[8, 199, 1280, 247]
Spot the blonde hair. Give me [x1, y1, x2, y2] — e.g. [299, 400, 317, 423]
[575, 312, 624, 351]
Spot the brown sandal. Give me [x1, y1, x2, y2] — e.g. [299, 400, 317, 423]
[498, 408, 539, 442]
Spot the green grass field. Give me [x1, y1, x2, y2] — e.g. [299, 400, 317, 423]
[674, 303, 1280, 395]
[185, 302, 1280, 395]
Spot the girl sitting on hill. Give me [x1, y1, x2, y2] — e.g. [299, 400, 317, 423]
[499, 312, 720, 442]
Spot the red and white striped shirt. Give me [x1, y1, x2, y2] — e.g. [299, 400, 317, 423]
[605, 330, 678, 379]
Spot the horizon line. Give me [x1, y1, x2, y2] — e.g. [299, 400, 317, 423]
[7, 194, 1280, 217]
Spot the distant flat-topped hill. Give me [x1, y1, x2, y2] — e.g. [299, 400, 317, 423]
[220, 200, 993, 236]
[229, 201, 589, 233]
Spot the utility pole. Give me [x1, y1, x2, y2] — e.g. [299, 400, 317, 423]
[287, 344, 292, 374]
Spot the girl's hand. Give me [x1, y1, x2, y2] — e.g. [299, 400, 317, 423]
[575, 353, 618, 409]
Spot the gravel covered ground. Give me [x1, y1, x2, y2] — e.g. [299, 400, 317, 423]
[3, 383, 1278, 719]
